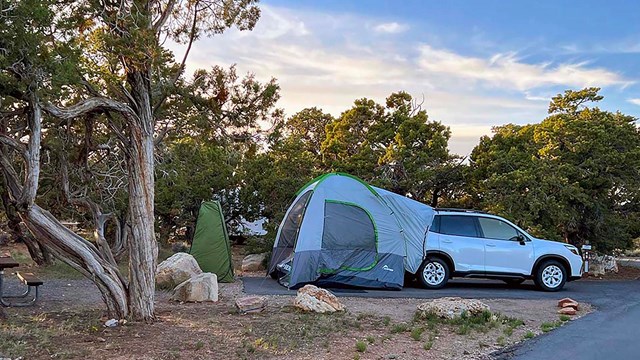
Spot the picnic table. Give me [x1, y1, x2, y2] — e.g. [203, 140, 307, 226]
[0, 256, 43, 307]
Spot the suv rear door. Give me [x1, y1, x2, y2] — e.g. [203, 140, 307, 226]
[433, 215, 484, 273]
[478, 217, 534, 275]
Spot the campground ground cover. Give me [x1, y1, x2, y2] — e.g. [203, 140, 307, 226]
[0, 244, 607, 359]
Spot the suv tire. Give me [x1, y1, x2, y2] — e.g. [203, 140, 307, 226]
[534, 260, 567, 292]
[418, 257, 449, 289]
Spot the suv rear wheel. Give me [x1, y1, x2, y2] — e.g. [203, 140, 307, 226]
[418, 257, 449, 289]
[534, 260, 567, 291]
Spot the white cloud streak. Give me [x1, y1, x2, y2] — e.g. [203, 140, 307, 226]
[171, 5, 635, 155]
[373, 22, 408, 34]
[417, 45, 632, 91]
[628, 98, 640, 106]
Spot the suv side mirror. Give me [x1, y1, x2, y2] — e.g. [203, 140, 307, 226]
[511, 234, 526, 245]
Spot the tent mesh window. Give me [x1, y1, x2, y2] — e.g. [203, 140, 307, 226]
[279, 191, 313, 248]
[270, 190, 313, 275]
[321, 200, 377, 271]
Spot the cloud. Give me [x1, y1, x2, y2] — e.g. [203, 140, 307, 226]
[417, 45, 632, 91]
[373, 22, 408, 34]
[171, 5, 635, 156]
[628, 98, 640, 106]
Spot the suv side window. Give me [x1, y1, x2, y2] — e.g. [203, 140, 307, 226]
[438, 215, 479, 237]
[430, 215, 440, 233]
[477, 217, 519, 240]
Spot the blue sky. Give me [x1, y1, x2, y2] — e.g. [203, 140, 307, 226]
[175, 0, 640, 155]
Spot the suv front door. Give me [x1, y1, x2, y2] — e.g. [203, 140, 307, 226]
[435, 215, 485, 273]
[478, 217, 534, 275]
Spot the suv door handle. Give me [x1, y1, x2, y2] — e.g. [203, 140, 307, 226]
[486, 243, 496, 247]
[442, 239, 453, 244]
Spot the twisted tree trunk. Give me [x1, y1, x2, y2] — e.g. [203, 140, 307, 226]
[125, 70, 158, 321]
[0, 92, 130, 318]
[22, 205, 129, 317]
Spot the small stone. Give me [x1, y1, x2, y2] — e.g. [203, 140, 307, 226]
[557, 298, 579, 310]
[558, 307, 577, 315]
[241, 253, 269, 272]
[104, 319, 118, 327]
[236, 296, 267, 314]
[386, 355, 398, 359]
[293, 284, 345, 313]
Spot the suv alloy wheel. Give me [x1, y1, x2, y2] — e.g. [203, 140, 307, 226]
[534, 260, 567, 291]
[418, 257, 449, 289]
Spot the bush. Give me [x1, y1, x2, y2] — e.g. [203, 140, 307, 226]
[245, 236, 273, 255]
[171, 242, 190, 253]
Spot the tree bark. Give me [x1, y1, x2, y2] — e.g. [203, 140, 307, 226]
[1, 175, 51, 265]
[125, 70, 158, 321]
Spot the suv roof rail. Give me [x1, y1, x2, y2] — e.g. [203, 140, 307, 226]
[434, 207, 488, 214]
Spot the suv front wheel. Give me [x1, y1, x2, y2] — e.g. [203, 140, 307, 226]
[534, 260, 567, 292]
[418, 257, 449, 289]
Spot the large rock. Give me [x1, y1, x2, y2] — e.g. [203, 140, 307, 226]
[241, 253, 268, 272]
[156, 252, 203, 289]
[171, 273, 218, 302]
[590, 254, 618, 276]
[293, 285, 345, 313]
[416, 297, 490, 319]
[236, 296, 267, 314]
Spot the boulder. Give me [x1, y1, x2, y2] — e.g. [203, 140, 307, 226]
[416, 297, 490, 319]
[156, 252, 202, 289]
[293, 284, 345, 313]
[170, 273, 218, 302]
[236, 296, 267, 314]
[557, 298, 579, 310]
[589, 253, 618, 276]
[558, 307, 577, 315]
[242, 253, 268, 272]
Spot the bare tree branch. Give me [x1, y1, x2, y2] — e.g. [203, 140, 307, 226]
[60, 153, 123, 279]
[0, 134, 28, 161]
[43, 97, 138, 123]
[153, 4, 199, 115]
[152, 0, 177, 32]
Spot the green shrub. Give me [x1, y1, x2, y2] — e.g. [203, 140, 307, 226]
[410, 327, 424, 341]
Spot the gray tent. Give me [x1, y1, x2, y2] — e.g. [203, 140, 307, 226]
[268, 173, 435, 289]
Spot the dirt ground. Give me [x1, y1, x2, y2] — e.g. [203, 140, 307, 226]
[581, 264, 640, 281]
[1, 244, 593, 360]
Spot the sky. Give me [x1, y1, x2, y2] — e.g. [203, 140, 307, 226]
[171, 0, 640, 156]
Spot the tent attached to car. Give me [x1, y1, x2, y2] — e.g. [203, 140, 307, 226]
[267, 173, 435, 289]
[190, 201, 234, 282]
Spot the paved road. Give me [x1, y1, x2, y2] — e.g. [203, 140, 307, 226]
[244, 277, 640, 360]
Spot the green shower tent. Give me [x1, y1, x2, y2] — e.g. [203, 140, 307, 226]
[189, 201, 234, 282]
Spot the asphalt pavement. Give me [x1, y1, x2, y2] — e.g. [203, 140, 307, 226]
[243, 277, 640, 360]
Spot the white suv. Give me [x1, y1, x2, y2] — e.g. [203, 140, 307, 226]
[418, 209, 584, 291]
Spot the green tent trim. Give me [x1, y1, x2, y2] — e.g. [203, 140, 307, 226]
[190, 201, 234, 282]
